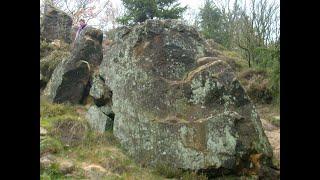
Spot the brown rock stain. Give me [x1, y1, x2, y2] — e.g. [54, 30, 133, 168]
[182, 122, 207, 151]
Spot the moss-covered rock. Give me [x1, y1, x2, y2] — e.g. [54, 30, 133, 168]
[100, 19, 274, 177]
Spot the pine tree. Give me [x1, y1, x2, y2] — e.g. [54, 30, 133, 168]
[117, 0, 187, 25]
[199, 0, 226, 45]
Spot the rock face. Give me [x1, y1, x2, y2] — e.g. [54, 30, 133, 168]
[43, 26, 103, 104]
[41, 4, 73, 43]
[85, 70, 114, 133]
[100, 19, 273, 175]
[40, 72, 46, 90]
[89, 73, 112, 106]
[86, 105, 114, 132]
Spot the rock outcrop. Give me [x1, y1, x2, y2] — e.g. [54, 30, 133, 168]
[100, 19, 274, 176]
[41, 4, 73, 43]
[43, 26, 103, 104]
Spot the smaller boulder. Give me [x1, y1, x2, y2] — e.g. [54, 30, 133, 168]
[40, 154, 56, 169]
[59, 160, 75, 174]
[86, 105, 114, 132]
[82, 164, 107, 179]
[40, 127, 48, 136]
[89, 74, 112, 106]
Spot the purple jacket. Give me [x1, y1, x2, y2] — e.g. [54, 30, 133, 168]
[75, 24, 87, 41]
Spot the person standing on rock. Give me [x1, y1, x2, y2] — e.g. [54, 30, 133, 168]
[73, 19, 87, 48]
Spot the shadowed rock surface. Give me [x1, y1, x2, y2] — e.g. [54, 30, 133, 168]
[100, 19, 274, 177]
[86, 105, 114, 132]
[43, 26, 103, 104]
[41, 4, 73, 43]
[89, 73, 112, 106]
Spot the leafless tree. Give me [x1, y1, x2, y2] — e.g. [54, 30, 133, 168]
[49, 0, 112, 26]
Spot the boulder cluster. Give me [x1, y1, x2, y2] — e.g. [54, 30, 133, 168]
[40, 6, 278, 178]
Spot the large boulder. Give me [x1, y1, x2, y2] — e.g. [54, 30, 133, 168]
[43, 26, 103, 104]
[41, 4, 73, 43]
[100, 19, 274, 177]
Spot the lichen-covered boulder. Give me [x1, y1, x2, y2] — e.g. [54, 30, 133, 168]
[43, 26, 103, 104]
[86, 105, 113, 132]
[41, 4, 73, 43]
[89, 73, 112, 106]
[100, 19, 274, 176]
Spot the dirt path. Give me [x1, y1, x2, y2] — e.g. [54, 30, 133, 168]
[261, 119, 280, 161]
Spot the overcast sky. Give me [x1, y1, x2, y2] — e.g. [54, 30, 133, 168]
[104, 0, 279, 27]
[109, 0, 204, 9]
[41, 0, 279, 31]
[108, 0, 279, 14]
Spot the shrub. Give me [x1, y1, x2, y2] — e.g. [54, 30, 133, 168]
[83, 130, 118, 147]
[154, 164, 183, 178]
[239, 69, 273, 104]
[221, 50, 248, 72]
[40, 50, 71, 82]
[40, 98, 78, 119]
[40, 39, 71, 58]
[40, 40, 54, 59]
[205, 39, 227, 51]
[51, 116, 89, 147]
[40, 98, 89, 146]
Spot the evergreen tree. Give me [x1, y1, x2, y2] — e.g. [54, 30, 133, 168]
[117, 0, 187, 25]
[199, 0, 227, 45]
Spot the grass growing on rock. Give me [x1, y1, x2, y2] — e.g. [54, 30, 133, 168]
[40, 98, 165, 179]
[40, 79, 279, 179]
[153, 164, 183, 178]
[153, 164, 209, 179]
[40, 50, 71, 82]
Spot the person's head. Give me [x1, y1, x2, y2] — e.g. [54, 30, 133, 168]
[79, 19, 86, 26]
